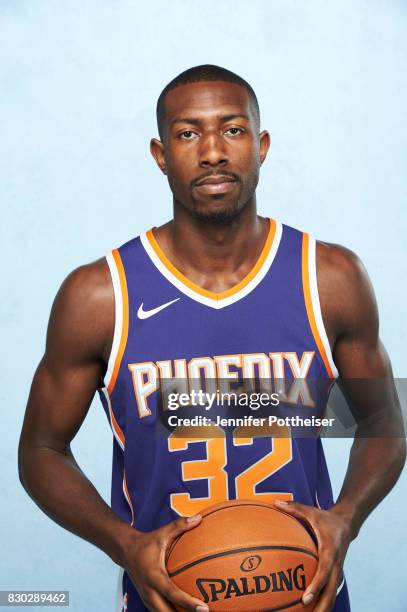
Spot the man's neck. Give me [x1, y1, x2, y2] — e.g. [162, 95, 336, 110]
[153, 201, 270, 293]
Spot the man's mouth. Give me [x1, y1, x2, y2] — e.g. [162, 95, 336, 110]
[194, 175, 238, 195]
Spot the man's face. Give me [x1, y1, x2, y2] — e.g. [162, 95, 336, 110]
[151, 81, 270, 222]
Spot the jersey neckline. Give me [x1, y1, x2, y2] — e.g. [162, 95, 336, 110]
[140, 218, 283, 309]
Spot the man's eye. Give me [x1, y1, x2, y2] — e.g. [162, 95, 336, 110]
[225, 127, 244, 136]
[179, 130, 198, 140]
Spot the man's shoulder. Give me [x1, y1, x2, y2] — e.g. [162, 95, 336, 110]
[54, 257, 113, 329]
[315, 239, 366, 288]
[64, 257, 111, 295]
[46, 256, 114, 364]
[315, 239, 378, 341]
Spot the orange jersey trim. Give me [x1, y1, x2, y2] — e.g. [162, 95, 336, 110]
[146, 218, 277, 300]
[107, 249, 129, 395]
[109, 400, 125, 447]
[302, 233, 335, 379]
[123, 470, 135, 525]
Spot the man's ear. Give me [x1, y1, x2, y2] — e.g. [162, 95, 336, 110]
[150, 138, 167, 174]
[259, 130, 271, 165]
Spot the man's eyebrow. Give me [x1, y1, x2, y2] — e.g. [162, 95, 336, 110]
[171, 117, 201, 126]
[220, 113, 250, 122]
[171, 113, 250, 127]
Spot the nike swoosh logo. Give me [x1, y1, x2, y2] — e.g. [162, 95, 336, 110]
[137, 298, 180, 320]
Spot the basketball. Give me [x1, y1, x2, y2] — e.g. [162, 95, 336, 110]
[166, 500, 318, 611]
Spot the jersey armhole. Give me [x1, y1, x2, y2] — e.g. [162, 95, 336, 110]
[103, 249, 129, 393]
[302, 234, 339, 379]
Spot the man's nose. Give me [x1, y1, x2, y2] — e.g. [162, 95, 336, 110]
[198, 132, 228, 167]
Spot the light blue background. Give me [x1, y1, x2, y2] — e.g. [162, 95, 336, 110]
[1, 1, 406, 610]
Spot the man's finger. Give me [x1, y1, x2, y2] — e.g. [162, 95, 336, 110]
[274, 500, 316, 521]
[155, 571, 209, 612]
[301, 550, 333, 607]
[274, 500, 333, 606]
[166, 514, 202, 540]
[313, 567, 342, 612]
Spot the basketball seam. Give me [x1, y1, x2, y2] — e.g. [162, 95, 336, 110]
[168, 544, 318, 577]
[169, 502, 313, 558]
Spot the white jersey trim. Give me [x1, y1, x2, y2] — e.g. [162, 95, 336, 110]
[103, 251, 123, 389]
[308, 236, 339, 378]
[115, 567, 124, 611]
[336, 576, 345, 596]
[140, 221, 283, 309]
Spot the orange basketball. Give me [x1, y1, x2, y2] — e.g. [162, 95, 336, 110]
[166, 500, 318, 611]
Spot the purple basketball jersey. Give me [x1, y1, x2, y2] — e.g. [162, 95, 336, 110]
[98, 218, 350, 611]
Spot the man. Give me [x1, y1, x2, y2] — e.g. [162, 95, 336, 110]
[19, 65, 405, 612]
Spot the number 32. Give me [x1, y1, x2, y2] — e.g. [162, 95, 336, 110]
[168, 423, 293, 516]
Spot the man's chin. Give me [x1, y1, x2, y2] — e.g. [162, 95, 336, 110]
[190, 198, 244, 224]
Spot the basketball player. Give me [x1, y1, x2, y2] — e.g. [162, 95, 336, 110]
[19, 65, 405, 612]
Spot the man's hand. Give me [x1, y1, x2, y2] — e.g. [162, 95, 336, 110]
[121, 514, 209, 612]
[274, 500, 352, 612]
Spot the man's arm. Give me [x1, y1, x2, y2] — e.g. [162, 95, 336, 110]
[18, 261, 126, 558]
[324, 244, 405, 539]
[276, 242, 406, 612]
[18, 260, 208, 612]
